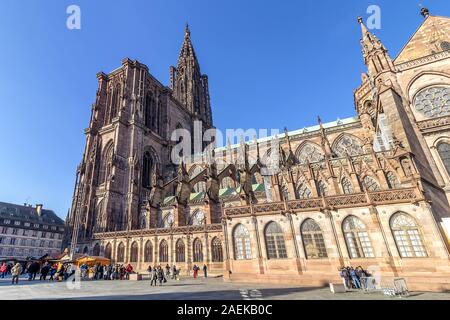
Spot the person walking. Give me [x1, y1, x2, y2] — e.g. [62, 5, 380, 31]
[40, 263, 50, 281]
[11, 263, 22, 284]
[193, 264, 198, 278]
[339, 267, 350, 290]
[49, 264, 57, 281]
[171, 265, 177, 280]
[0, 263, 7, 278]
[125, 263, 133, 280]
[203, 264, 208, 278]
[157, 267, 164, 286]
[150, 267, 158, 286]
[165, 264, 171, 278]
[349, 267, 361, 289]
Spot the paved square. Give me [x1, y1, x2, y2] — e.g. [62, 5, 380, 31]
[2, 275, 450, 300]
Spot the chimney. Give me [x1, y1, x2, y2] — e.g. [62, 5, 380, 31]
[36, 204, 43, 216]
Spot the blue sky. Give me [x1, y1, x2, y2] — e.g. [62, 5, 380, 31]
[0, 0, 448, 219]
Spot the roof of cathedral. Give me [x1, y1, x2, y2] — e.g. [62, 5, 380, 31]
[213, 116, 359, 152]
[394, 14, 450, 64]
[0, 201, 64, 226]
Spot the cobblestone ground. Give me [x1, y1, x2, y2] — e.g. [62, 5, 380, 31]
[1, 275, 450, 300]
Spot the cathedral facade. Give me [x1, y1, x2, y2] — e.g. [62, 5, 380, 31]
[68, 9, 450, 291]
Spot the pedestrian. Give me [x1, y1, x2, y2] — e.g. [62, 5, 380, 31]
[339, 267, 350, 290]
[11, 263, 22, 285]
[165, 264, 171, 278]
[157, 267, 164, 286]
[193, 264, 198, 278]
[349, 267, 361, 289]
[203, 264, 207, 278]
[0, 263, 7, 278]
[40, 262, 50, 281]
[27, 261, 39, 281]
[171, 265, 177, 280]
[150, 267, 158, 286]
[49, 264, 57, 281]
[125, 263, 133, 280]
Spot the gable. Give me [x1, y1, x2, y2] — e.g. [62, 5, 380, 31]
[395, 16, 450, 65]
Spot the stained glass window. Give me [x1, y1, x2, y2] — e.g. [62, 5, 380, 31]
[104, 243, 112, 260]
[144, 240, 153, 262]
[176, 239, 185, 262]
[190, 210, 205, 226]
[341, 177, 354, 194]
[117, 242, 125, 262]
[130, 241, 139, 262]
[159, 240, 168, 262]
[296, 143, 325, 165]
[333, 134, 364, 157]
[301, 219, 328, 259]
[297, 183, 312, 199]
[317, 180, 329, 196]
[343, 216, 374, 258]
[162, 212, 174, 228]
[211, 237, 223, 262]
[437, 142, 450, 176]
[264, 222, 287, 259]
[414, 86, 450, 118]
[362, 176, 381, 192]
[233, 224, 252, 260]
[386, 172, 401, 189]
[193, 238, 203, 262]
[390, 213, 427, 258]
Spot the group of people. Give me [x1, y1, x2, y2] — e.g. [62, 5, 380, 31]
[338, 266, 370, 290]
[147, 265, 174, 286]
[192, 264, 208, 278]
[1, 261, 76, 284]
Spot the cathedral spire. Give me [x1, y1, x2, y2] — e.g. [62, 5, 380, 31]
[358, 16, 395, 77]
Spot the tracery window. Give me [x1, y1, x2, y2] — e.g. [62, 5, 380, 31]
[211, 237, 223, 262]
[130, 241, 139, 263]
[190, 210, 205, 226]
[144, 240, 153, 262]
[159, 240, 168, 262]
[162, 212, 174, 228]
[104, 243, 112, 260]
[264, 222, 287, 259]
[437, 142, 450, 176]
[386, 171, 401, 189]
[142, 151, 154, 188]
[190, 166, 206, 193]
[414, 86, 450, 118]
[296, 143, 325, 165]
[92, 243, 100, 256]
[317, 180, 329, 197]
[233, 224, 252, 260]
[301, 219, 328, 259]
[362, 176, 381, 192]
[99, 143, 113, 185]
[343, 216, 374, 258]
[220, 176, 235, 189]
[390, 213, 427, 258]
[193, 238, 203, 262]
[297, 183, 312, 199]
[333, 134, 364, 157]
[176, 239, 185, 262]
[341, 177, 354, 194]
[117, 242, 125, 262]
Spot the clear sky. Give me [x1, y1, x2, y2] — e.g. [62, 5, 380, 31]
[0, 0, 448, 219]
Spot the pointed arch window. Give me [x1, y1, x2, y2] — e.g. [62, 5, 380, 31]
[317, 180, 329, 197]
[99, 143, 114, 185]
[162, 212, 174, 228]
[333, 134, 364, 157]
[264, 222, 287, 259]
[301, 219, 328, 259]
[297, 183, 312, 199]
[220, 176, 235, 189]
[437, 142, 450, 176]
[211, 237, 223, 262]
[142, 151, 154, 188]
[117, 242, 125, 262]
[362, 176, 381, 192]
[190, 210, 205, 226]
[193, 238, 203, 262]
[296, 143, 325, 165]
[144, 241, 153, 262]
[104, 243, 112, 260]
[176, 239, 185, 262]
[390, 213, 427, 258]
[341, 177, 354, 194]
[343, 216, 374, 258]
[159, 240, 168, 262]
[233, 224, 252, 260]
[144, 91, 155, 129]
[92, 243, 100, 256]
[108, 85, 121, 124]
[130, 242, 139, 263]
[386, 171, 401, 189]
